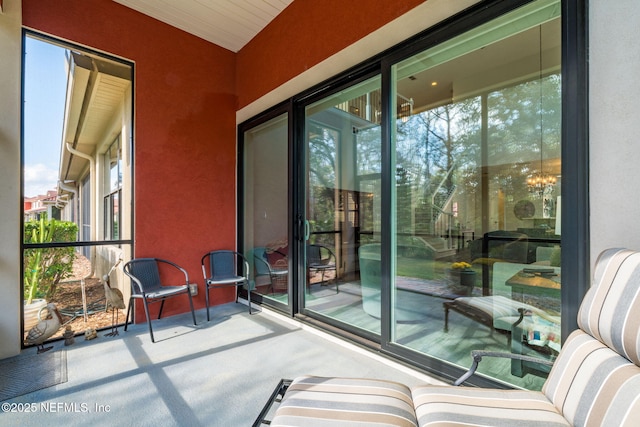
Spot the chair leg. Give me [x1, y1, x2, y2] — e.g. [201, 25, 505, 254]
[187, 289, 197, 325]
[158, 299, 166, 319]
[124, 297, 133, 332]
[247, 286, 252, 315]
[206, 284, 211, 322]
[444, 303, 450, 333]
[141, 298, 155, 343]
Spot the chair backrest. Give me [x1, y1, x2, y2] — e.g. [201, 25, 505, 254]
[485, 230, 528, 263]
[578, 248, 640, 363]
[206, 250, 246, 280]
[307, 244, 335, 266]
[542, 248, 640, 426]
[252, 247, 272, 275]
[307, 244, 321, 265]
[123, 258, 162, 294]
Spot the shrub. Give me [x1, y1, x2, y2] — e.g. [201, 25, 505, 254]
[24, 218, 78, 304]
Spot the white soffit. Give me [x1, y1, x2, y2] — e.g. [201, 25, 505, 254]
[113, 0, 293, 52]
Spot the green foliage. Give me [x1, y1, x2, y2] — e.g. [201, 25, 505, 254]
[23, 218, 78, 304]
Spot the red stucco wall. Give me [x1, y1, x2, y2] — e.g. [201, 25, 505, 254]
[21, 0, 425, 320]
[23, 0, 238, 318]
[236, 0, 424, 109]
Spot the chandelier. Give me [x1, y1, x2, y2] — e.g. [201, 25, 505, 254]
[527, 172, 556, 198]
[527, 24, 556, 199]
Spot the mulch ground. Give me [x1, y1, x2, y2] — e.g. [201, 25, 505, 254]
[51, 278, 122, 339]
[29, 255, 125, 342]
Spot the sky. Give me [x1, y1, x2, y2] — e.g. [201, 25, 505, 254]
[23, 37, 68, 198]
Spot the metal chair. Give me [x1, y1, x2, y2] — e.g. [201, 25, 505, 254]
[201, 250, 252, 321]
[307, 244, 338, 292]
[123, 258, 197, 343]
[253, 247, 288, 294]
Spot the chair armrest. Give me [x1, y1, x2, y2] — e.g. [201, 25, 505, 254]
[239, 254, 250, 280]
[126, 274, 145, 294]
[253, 254, 273, 275]
[453, 350, 554, 386]
[156, 258, 189, 285]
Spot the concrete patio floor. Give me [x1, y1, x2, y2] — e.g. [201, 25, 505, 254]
[2, 301, 443, 426]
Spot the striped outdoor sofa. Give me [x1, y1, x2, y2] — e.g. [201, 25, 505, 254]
[258, 248, 640, 426]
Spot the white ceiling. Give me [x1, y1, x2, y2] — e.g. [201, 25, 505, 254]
[113, 0, 294, 53]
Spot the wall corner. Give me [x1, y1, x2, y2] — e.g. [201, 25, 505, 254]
[0, 0, 24, 359]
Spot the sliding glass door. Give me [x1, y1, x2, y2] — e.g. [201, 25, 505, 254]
[302, 76, 382, 337]
[241, 112, 291, 309]
[239, 0, 569, 390]
[389, 0, 562, 389]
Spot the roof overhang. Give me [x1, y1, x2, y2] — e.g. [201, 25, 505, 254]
[59, 52, 131, 184]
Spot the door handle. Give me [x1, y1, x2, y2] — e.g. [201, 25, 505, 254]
[304, 220, 310, 241]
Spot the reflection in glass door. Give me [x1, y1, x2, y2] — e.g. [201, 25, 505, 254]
[390, 1, 562, 390]
[239, 0, 566, 391]
[303, 76, 382, 336]
[242, 113, 290, 307]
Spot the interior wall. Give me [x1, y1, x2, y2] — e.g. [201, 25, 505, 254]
[0, 0, 22, 359]
[22, 0, 238, 319]
[588, 0, 640, 261]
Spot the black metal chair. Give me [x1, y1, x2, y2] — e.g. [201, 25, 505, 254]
[123, 258, 197, 343]
[307, 244, 338, 292]
[253, 247, 288, 294]
[201, 250, 252, 321]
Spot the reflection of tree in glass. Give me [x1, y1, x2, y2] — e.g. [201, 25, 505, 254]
[396, 100, 480, 216]
[356, 126, 382, 176]
[394, 74, 561, 223]
[308, 123, 338, 235]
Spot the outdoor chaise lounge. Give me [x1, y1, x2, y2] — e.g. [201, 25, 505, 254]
[444, 257, 562, 355]
[443, 295, 560, 347]
[255, 248, 640, 426]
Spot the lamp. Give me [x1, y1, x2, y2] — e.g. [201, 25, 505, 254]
[527, 25, 556, 199]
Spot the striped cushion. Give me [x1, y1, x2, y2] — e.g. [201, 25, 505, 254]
[270, 376, 418, 426]
[542, 330, 640, 427]
[578, 248, 640, 365]
[412, 385, 569, 427]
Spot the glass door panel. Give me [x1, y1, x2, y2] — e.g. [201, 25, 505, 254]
[390, 0, 561, 389]
[303, 76, 382, 336]
[243, 113, 290, 306]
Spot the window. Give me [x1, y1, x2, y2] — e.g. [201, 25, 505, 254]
[22, 34, 133, 341]
[104, 136, 122, 240]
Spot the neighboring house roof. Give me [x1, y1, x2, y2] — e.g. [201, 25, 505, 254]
[24, 190, 58, 215]
[59, 52, 131, 186]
